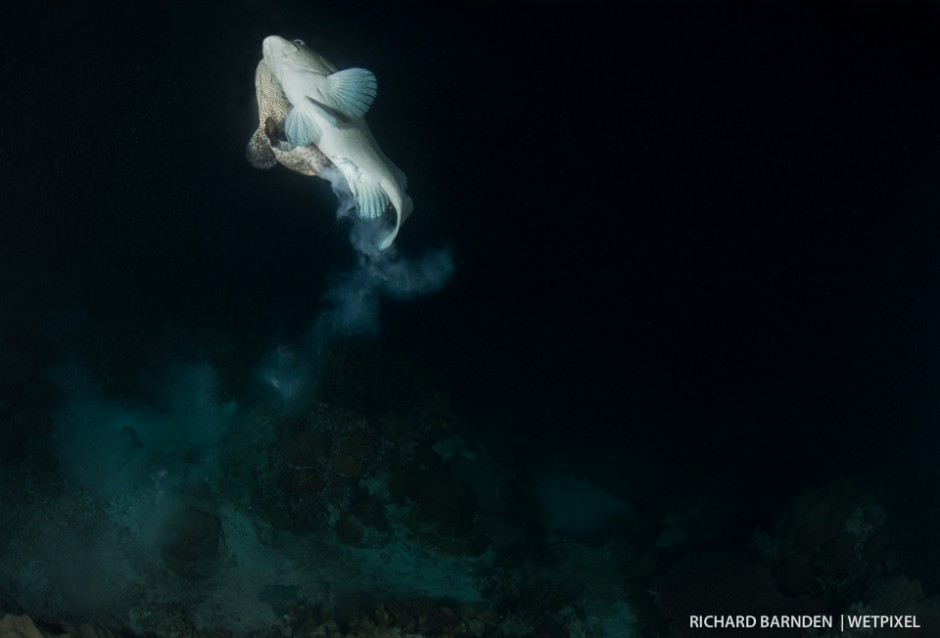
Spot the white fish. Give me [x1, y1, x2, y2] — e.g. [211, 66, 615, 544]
[262, 35, 412, 250]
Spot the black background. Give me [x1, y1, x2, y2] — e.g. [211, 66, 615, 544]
[3, 1, 940, 491]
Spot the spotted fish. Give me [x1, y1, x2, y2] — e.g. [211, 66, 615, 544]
[246, 59, 332, 177]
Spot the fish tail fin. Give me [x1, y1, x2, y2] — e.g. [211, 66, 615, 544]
[378, 189, 412, 251]
[401, 193, 414, 223]
[321, 68, 378, 120]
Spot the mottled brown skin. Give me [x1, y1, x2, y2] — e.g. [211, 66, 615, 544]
[246, 60, 332, 177]
[264, 117, 281, 145]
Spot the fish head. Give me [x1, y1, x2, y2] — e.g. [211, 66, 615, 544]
[262, 35, 336, 81]
[262, 35, 300, 63]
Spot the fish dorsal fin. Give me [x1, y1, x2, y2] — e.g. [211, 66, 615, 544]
[316, 68, 378, 120]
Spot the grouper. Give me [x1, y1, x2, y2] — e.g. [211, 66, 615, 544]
[246, 58, 332, 177]
[260, 36, 412, 251]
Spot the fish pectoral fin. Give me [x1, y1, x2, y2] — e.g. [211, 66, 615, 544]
[349, 179, 390, 220]
[246, 128, 278, 169]
[284, 106, 322, 147]
[317, 68, 378, 120]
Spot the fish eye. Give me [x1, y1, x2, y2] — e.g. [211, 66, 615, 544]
[293, 39, 305, 46]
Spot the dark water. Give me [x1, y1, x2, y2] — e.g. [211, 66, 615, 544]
[3, 1, 940, 636]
